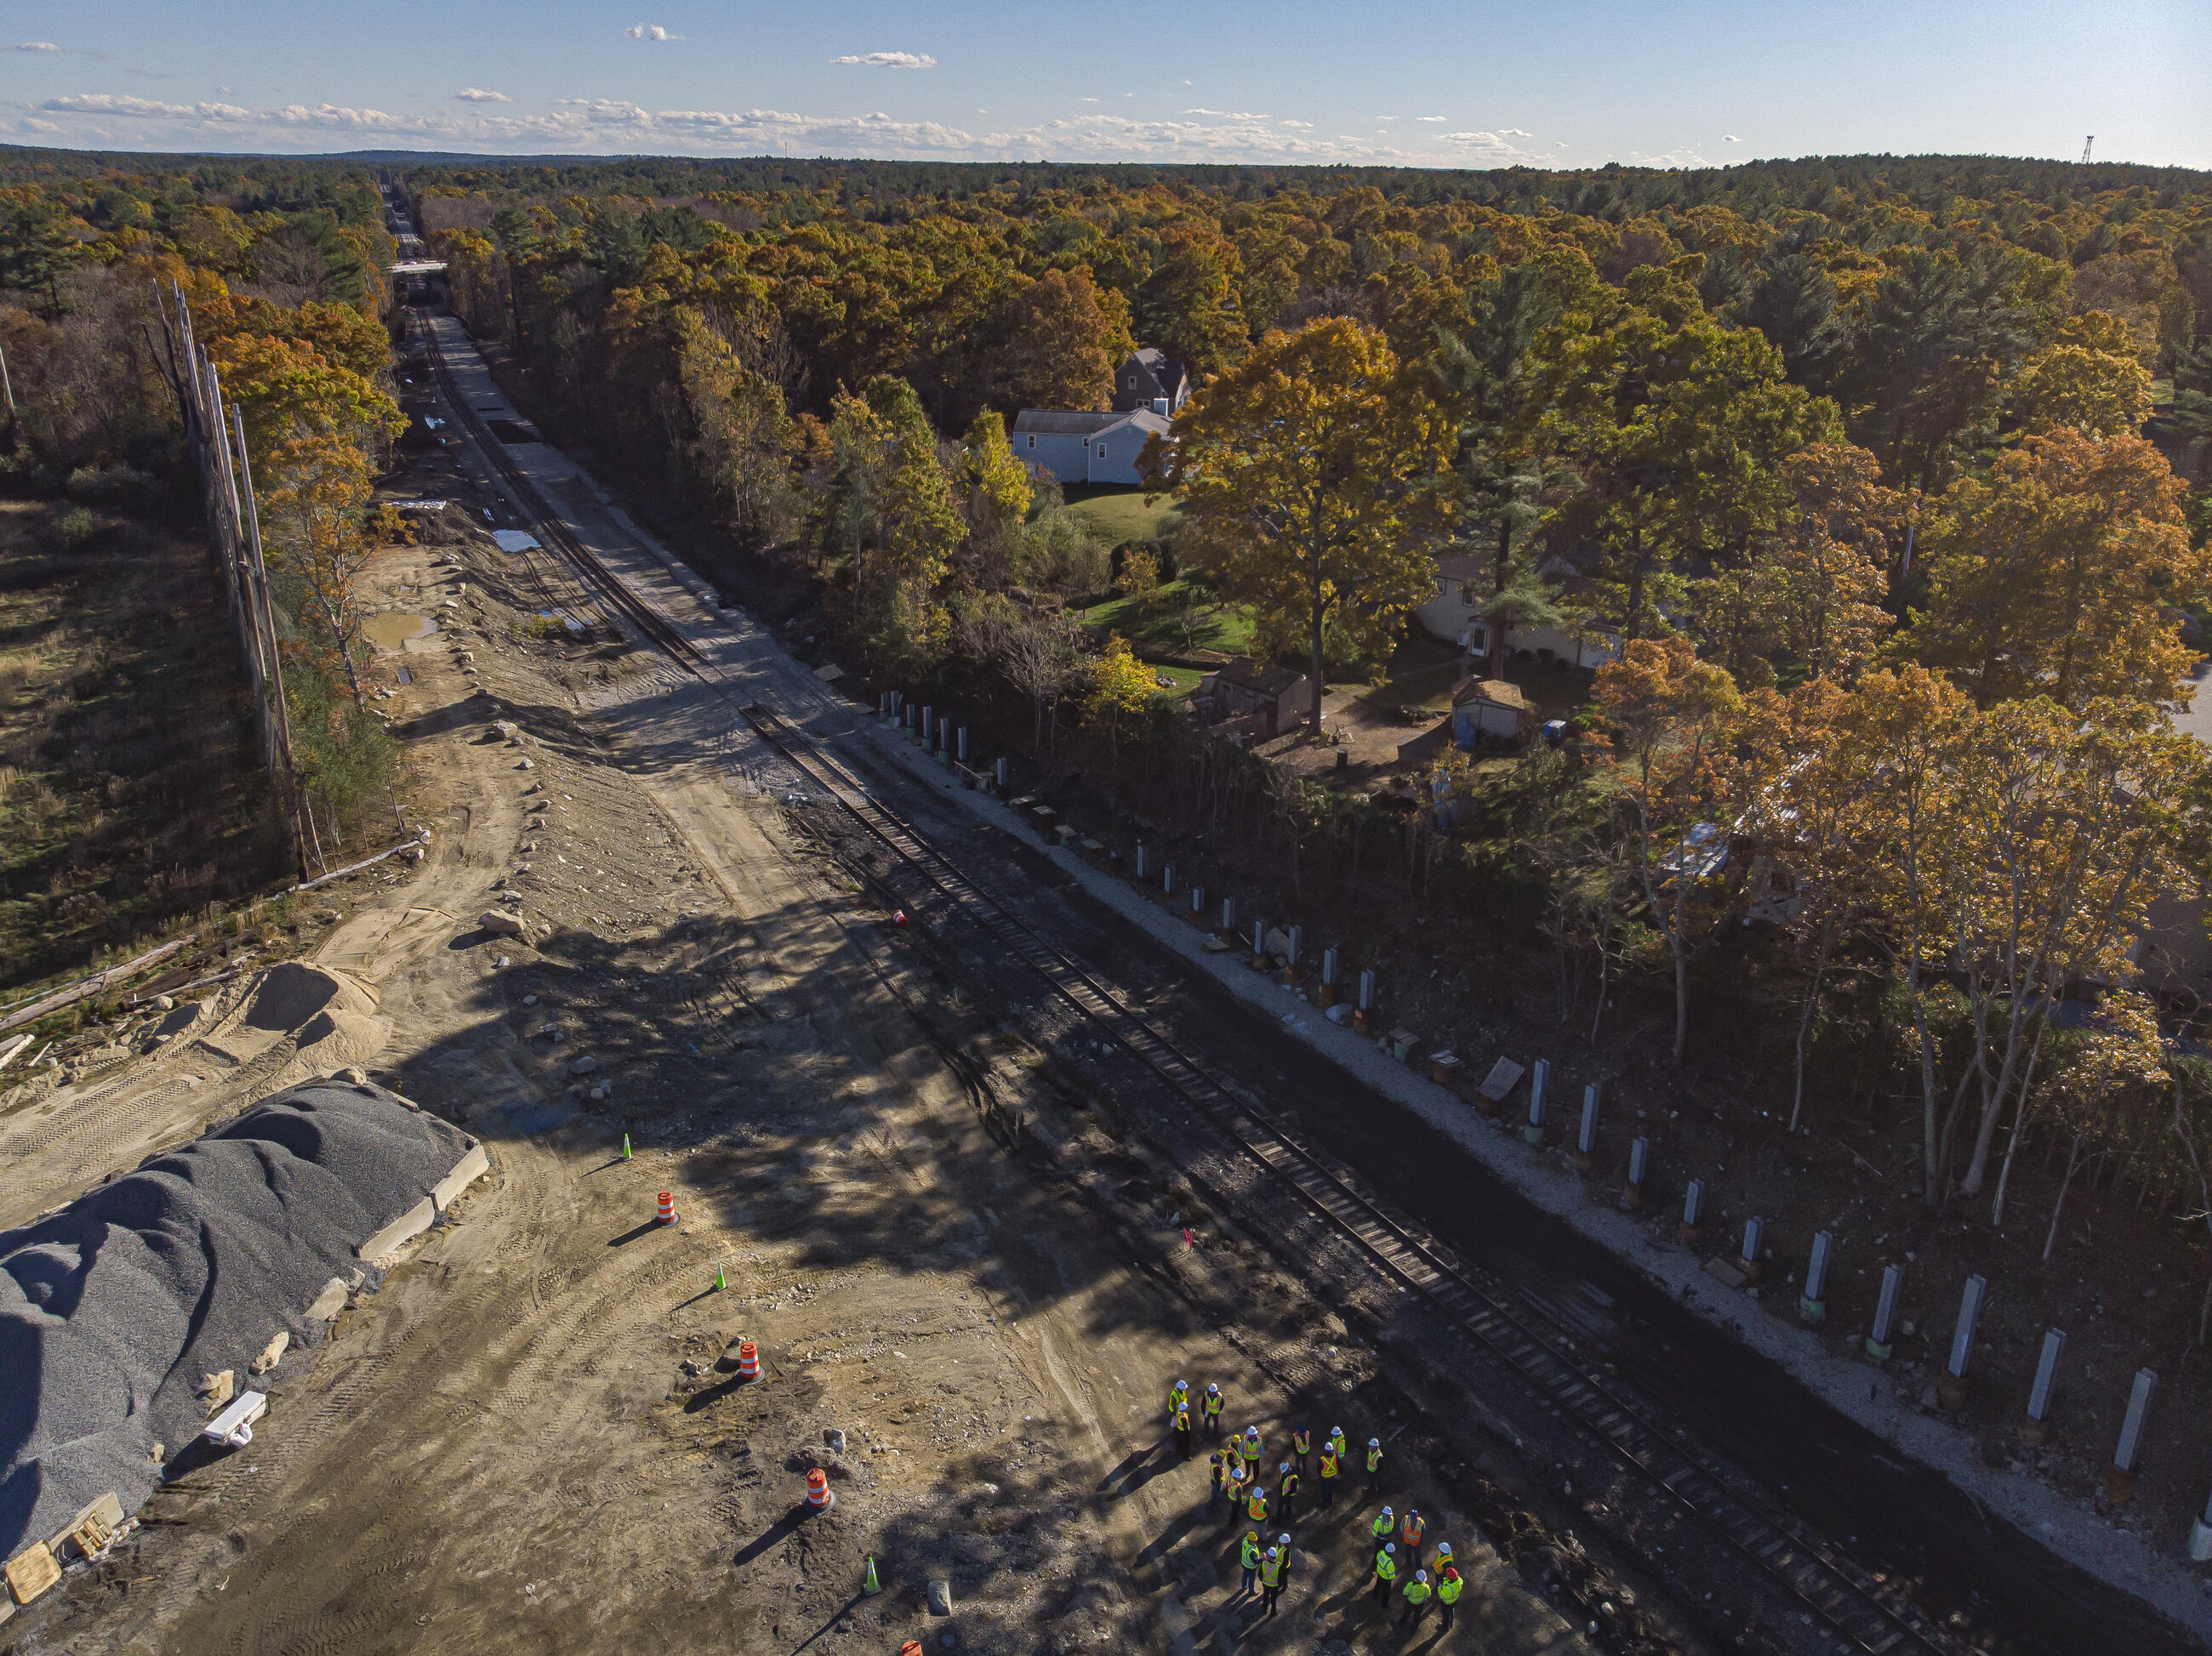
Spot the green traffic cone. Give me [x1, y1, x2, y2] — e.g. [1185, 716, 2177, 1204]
[862, 1556, 880, 1595]
[714, 1261, 727, 1292]
[621, 1132, 631, 1159]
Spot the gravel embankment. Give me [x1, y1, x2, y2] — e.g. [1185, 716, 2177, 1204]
[0, 1080, 473, 1553]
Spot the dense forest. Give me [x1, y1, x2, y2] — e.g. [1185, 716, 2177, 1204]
[389, 148, 2212, 1235]
[7, 145, 2212, 1232]
[0, 148, 404, 980]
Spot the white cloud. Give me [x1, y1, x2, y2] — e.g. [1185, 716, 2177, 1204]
[625, 24, 685, 41]
[43, 94, 252, 121]
[1186, 109, 1266, 121]
[1375, 115, 1398, 122]
[17, 117, 63, 133]
[1723, 134, 1740, 142]
[1080, 96, 1099, 103]
[15, 41, 60, 52]
[1416, 115, 1445, 122]
[453, 88, 509, 103]
[25, 88, 1552, 167]
[829, 50, 934, 67]
[1499, 128, 1532, 137]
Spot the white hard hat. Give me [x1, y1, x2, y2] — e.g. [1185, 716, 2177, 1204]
[1278, 1534, 1291, 1545]
[1266, 1546, 1279, 1556]
[1370, 1437, 1381, 1447]
[1381, 1505, 1394, 1517]
[1384, 1542, 1396, 1554]
[1416, 1570, 1429, 1583]
[1206, 1382, 1220, 1392]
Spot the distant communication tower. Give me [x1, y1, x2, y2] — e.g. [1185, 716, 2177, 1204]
[2081, 135, 2095, 165]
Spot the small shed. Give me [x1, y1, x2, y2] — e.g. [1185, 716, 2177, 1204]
[1451, 677, 1531, 746]
[1200, 657, 1311, 739]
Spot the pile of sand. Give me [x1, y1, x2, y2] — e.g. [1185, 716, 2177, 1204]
[193, 963, 389, 1089]
[0, 1081, 474, 1554]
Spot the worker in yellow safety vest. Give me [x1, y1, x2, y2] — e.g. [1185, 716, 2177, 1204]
[1327, 1425, 1348, 1463]
[1316, 1442, 1339, 1509]
[1437, 1565, 1464, 1631]
[1238, 1425, 1263, 1477]
[1168, 1377, 1189, 1416]
[1246, 1482, 1269, 1527]
[1291, 1426, 1312, 1475]
[1365, 1437, 1384, 1495]
[1400, 1569, 1433, 1628]
[1239, 1531, 1261, 1596]
[1258, 1546, 1284, 1618]
[1371, 1541, 1398, 1598]
[1202, 1383, 1224, 1437]
[1172, 1403, 1192, 1460]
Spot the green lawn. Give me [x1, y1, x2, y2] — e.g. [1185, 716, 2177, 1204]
[1060, 485, 1180, 544]
[1078, 577, 1255, 660]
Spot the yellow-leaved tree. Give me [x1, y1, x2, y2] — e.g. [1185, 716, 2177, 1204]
[1901, 429, 2207, 712]
[1590, 636, 1747, 1066]
[1144, 317, 1453, 737]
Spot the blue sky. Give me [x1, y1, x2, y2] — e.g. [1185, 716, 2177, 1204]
[7, 1, 2209, 170]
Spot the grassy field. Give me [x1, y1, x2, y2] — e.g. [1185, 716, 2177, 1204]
[1078, 577, 1256, 660]
[0, 498, 286, 994]
[1060, 484, 1180, 545]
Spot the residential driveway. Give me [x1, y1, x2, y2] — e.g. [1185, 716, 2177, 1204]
[2175, 659, 2212, 748]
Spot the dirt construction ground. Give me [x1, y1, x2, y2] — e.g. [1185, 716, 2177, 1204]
[4, 523, 1597, 1655]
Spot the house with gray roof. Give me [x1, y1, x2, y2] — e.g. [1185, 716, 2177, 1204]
[1112, 348, 1192, 416]
[1011, 408, 1174, 487]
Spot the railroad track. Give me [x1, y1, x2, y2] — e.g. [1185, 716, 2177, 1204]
[737, 702, 1957, 1656]
[391, 286, 1957, 1652]
[409, 309, 704, 673]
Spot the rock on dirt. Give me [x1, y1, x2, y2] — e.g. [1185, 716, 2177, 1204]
[478, 911, 527, 939]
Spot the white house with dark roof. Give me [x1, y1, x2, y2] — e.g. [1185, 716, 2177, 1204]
[1012, 408, 1174, 487]
[1416, 551, 1623, 669]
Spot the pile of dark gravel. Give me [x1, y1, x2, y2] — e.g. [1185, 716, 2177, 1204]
[0, 1080, 474, 1554]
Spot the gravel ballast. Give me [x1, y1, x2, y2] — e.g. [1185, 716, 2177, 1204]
[0, 1080, 475, 1554]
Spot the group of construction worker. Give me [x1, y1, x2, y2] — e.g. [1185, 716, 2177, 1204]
[1166, 1380, 1467, 1634]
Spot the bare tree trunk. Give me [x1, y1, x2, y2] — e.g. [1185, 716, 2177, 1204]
[1789, 914, 1838, 1132]
[2042, 1127, 2088, 1264]
[1989, 1015, 2052, 1228]
[1589, 904, 1615, 1048]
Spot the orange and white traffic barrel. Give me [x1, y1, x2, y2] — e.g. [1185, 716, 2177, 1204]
[655, 1191, 676, 1224]
[737, 1340, 760, 1380]
[805, 1468, 834, 1511]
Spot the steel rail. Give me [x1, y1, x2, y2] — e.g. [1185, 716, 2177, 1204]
[410, 309, 703, 670]
[738, 702, 1956, 1656]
